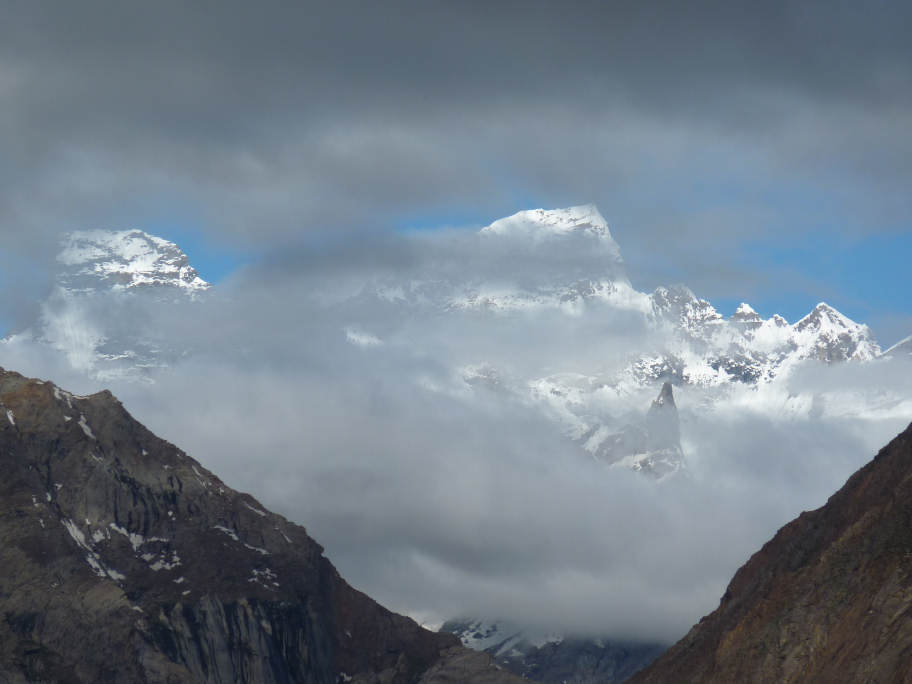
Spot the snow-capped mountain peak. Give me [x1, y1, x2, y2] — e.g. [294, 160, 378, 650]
[58, 229, 209, 293]
[791, 302, 880, 362]
[404, 204, 637, 313]
[481, 204, 618, 249]
[19, 229, 212, 381]
[794, 302, 854, 332]
[440, 617, 664, 681]
[731, 302, 763, 323]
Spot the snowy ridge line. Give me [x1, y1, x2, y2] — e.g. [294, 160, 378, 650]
[884, 334, 912, 356]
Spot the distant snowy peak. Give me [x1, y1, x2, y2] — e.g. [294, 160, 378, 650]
[440, 618, 664, 683]
[442, 619, 555, 655]
[794, 302, 857, 333]
[481, 204, 620, 251]
[791, 302, 880, 362]
[626, 296, 883, 388]
[731, 302, 763, 324]
[364, 205, 636, 314]
[58, 229, 209, 294]
[30, 229, 211, 381]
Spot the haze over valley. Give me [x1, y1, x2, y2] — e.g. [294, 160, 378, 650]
[3, 208, 910, 653]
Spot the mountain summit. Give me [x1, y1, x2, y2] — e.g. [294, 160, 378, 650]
[57, 229, 209, 294]
[434, 204, 635, 312]
[481, 205, 619, 248]
[791, 302, 880, 362]
[18, 230, 211, 381]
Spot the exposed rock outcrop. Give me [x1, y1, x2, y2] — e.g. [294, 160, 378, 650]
[0, 367, 523, 683]
[589, 382, 685, 478]
[628, 421, 912, 683]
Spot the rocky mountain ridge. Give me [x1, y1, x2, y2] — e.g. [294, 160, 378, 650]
[8, 208, 893, 393]
[0, 366, 523, 683]
[631, 290, 880, 387]
[5, 210, 896, 480]
[350, 207, 886, 395]
[629, 421, 912, 683]
[441, 619, 663, 684]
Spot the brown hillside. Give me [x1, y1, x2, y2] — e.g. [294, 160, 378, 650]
[630, 422, 912, 683]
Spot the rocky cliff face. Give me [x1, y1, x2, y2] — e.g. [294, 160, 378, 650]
[0, 367, 522, 683]
[628, 421, 912, 684]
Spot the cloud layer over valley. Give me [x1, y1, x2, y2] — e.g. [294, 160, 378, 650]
[3, 216, 910, 644]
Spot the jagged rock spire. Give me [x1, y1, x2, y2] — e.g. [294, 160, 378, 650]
[646, 382, 681, 454]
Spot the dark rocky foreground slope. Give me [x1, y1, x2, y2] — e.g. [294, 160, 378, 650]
[629, 421, 912, 683]
[0, 368, 524, 683]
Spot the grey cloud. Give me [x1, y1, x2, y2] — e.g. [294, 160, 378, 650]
[109, 333, 909, 642]
[1, 1, 910, 249]
[7, 227, 910, 643]
[2, 2, 910, 343]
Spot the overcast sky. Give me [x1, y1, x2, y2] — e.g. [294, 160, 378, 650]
[1, 0, 911, 342]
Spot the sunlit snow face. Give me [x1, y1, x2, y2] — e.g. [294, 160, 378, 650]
[57, 230, 210, 293]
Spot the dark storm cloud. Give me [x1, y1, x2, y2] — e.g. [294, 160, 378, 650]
[1, 0, 910, 255]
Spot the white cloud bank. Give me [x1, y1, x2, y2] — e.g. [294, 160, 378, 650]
[2, 226, 911, 645]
